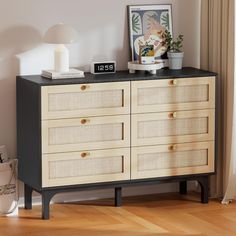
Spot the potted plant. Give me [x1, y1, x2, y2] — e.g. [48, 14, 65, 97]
[163, 30, 184, 70]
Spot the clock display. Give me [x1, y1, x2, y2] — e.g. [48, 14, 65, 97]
[91, 61, 116, 74]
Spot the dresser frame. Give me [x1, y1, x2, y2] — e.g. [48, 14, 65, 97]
[17, 68, 217, 220]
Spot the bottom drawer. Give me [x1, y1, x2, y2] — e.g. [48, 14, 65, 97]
[42, 148, 130, 187]
[131, 142, 214, 180]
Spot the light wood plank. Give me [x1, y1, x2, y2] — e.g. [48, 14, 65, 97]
[1, 193, 236, 236]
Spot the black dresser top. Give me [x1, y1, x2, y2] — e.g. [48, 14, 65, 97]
[17, 67, 217, 86]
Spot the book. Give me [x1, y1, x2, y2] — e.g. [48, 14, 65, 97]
[42, 68, 85, 79]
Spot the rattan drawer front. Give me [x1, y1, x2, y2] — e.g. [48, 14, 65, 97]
[132, 77, 215, 114]
[131, 142, 214, 179]
[41, 82, 130, 120]
[132, 110, 214, 146]
[42, 148, 130, 187]
[42, 115, 130, 153]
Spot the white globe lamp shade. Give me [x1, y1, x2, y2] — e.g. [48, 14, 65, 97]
[43, 23, 79, 73]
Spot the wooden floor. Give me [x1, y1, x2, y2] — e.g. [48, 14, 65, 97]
[1, 192, 236, 236]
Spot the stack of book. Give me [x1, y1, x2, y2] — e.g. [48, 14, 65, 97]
[42, 68, 85, 79]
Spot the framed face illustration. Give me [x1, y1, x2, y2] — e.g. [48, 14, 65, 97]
[128, 4, 173, 64]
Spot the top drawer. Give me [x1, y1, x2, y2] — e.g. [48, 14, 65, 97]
[132, 77, 215, 114]
[41, 82, 130, 120]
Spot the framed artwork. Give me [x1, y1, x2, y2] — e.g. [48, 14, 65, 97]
[128, 4, 173, 64]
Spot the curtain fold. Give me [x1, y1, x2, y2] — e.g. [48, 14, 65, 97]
[222, 0, 236, 203]
[200, 0, 235, 199]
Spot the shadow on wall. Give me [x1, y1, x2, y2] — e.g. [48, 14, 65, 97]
[113, 7, 131, 69]
[0, 25, 43, 158]
[0, 25, 42, 80]
[76, 10, 130, 72]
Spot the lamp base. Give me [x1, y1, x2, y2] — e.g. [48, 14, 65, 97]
[54, 44, 69, 73]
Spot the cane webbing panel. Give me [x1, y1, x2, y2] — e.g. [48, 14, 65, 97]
[138, 150, 208, 171]
[138, 118, 208, 138]
[49, 156, 123, 179]
[48, 90, 123, 111]
[49, 123, 123, 145]
[138, 85, 208, 105]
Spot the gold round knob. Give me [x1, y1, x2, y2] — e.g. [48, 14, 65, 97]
[81, 85, 87, 91]
[81, 152, 90, 158]
[169, 145, 177, 151]
[169, 112, 177, 118]
[81, 119, 88, 124]
[169, 79, 177, 85]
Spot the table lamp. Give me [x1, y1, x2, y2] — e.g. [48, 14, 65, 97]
[44, 23, 79, 73]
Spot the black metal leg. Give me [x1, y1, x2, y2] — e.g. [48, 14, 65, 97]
[179, 181, 187, 195]
[24, 184, 33, 210]
[42, 191, 54, 220]
[198, 176, 209, 204]
[115, 187, 122, 207]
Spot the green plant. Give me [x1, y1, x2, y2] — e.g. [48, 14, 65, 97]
[161, 13, 170, 30]
[163, 30, 184, 52]
[132, 14, 141, 34]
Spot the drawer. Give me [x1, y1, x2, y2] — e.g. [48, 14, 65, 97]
[42, 115, 130, 153]
[131, 142, 214, 179]
[41, 82, 130, 120]
[42, 148, 130, 187]
[132, 110, 215, 147]
[132, 77, 215, 114]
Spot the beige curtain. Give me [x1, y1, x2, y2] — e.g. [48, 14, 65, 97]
[201, 0, 235, 199]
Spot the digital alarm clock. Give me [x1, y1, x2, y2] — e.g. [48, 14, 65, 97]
[91, 61, 116, 74]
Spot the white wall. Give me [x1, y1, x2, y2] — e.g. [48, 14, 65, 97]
[0, 0, 201, 201]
